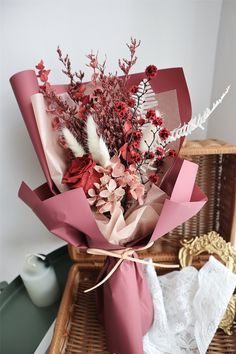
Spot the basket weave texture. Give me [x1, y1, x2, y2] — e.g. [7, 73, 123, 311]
[49, 139, 236, 354]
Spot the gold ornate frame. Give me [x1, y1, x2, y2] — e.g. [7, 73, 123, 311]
[178, 231, 236, 335]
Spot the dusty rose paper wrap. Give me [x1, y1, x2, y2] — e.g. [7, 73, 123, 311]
[10, 69, 207, 354]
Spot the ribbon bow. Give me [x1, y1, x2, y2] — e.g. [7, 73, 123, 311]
[84, 242, 179, 293]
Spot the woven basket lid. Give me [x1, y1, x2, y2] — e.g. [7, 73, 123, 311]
[180, 139, 236, 156]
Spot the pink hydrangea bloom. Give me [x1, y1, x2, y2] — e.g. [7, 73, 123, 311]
[88, 157, 144, 214]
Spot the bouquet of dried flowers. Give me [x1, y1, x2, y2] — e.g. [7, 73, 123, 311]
[10, 39, 228, 354]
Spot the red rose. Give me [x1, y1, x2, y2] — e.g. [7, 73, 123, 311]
[145, 65, 158, 79]
[62, 154, 101, 193]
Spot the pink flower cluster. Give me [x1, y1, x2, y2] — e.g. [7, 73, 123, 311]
[88, 156, 144, 214]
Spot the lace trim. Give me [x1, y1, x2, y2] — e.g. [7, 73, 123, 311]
[143, 256, 236, 354]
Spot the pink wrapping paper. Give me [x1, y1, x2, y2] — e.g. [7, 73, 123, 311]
[96, 256, 153, 354]
[18, 159, 206, 249]
[10, 71, 57, 193]
[11, 68, 207, 354]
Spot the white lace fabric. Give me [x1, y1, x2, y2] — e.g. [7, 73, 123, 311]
[143, 256, 236, 354]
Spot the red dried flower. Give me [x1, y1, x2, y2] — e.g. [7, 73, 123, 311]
[137, 118, 145, 126]
[93, 88, 103, 96]
[44, 82, 52, 93]
[146, 109, 156, 120]
[73, 84, 86, 100]
[81, 95, 90, 105]
[118, 110, 127, 119]
[144, 151, 155, 160]
[127, 98, 136, 108]
[159, 128, 170, 140]
[40, 70, 51, 83]
[79, 105, 86, 118]
[151, 116, 163, 126]
[132, 130, 142, 141]
[36, 60, 45, 70]
[155, 147, 165, 160]
[131, 151, 142, 163]
[129, 85, 139, 94]
[168, 149, 177, 157]
[114, 101, 128, 118]
[145, 65, 158, 79]
[132, 140, 140, 149]
[148, 173, 159, 184]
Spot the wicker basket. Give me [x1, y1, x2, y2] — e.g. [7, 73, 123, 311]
[164, 139, 236, 248]
[49, 139, 236, 354]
